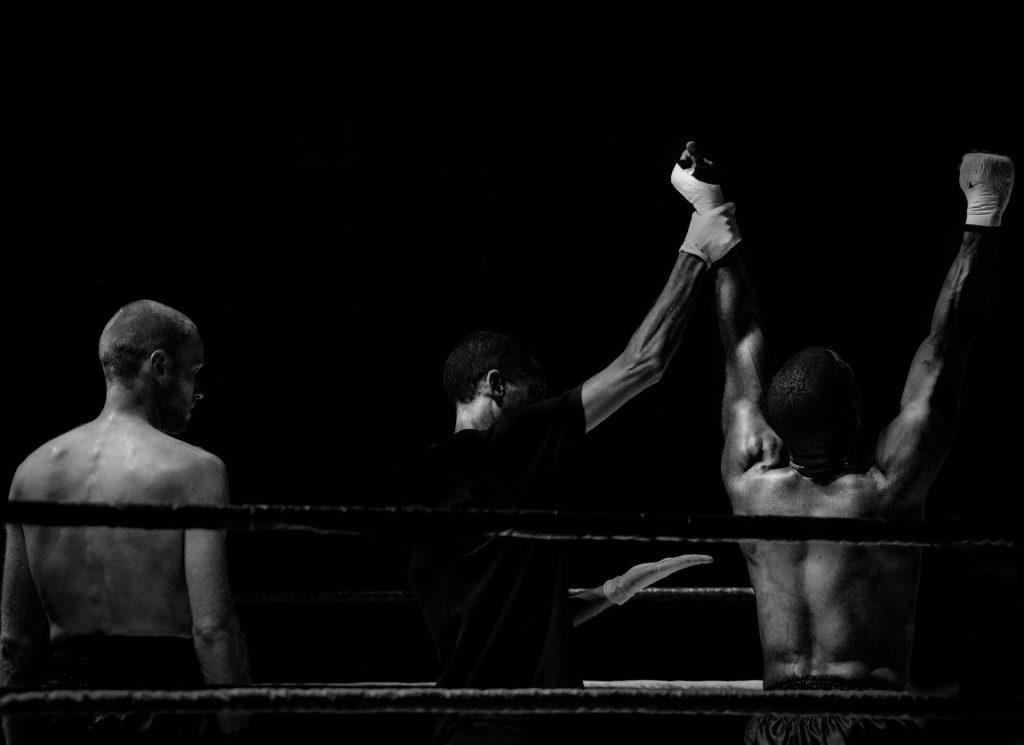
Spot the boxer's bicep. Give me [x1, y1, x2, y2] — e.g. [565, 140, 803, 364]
[2, 525, 44, 635]
[183, 457, 233, 630]
[872, 402, 950, 509]
[183, 457, 250, 692]
[721, 400, 783, 480]
[184, 529, 231, 623]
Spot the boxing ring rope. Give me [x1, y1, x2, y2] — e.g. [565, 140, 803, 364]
[3, 501, 1020, 724]
[313, 680, 766, 689]
[1, 686, 1021, 720]
[234, 587, 755, 605]
[4, 502, 1021, 547]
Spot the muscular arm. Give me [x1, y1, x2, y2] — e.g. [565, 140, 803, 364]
[874, 230, 1000, 503]
[2, 478, 50, 744]
[581, 252, 706, 431]
[569, 553, 712, 626]
[184, 456, 250, 731]
[714, 248, 783, 481]
[1, 531, 49, 686]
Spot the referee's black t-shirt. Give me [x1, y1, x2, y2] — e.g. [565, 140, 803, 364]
[406, 385, 586, 744]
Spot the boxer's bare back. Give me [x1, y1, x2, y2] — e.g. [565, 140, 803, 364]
[9, 405, 226, 642]
[728, 466, 924, 687]
[699, 144, 1010, 691]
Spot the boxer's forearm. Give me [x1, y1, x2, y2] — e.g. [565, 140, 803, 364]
[193, 615, 251, 684]
[193, 617, 251, 733]
[581, 252, 706, 432]
[900, 230, 998, 410]
[714, 251, 770, 429]
[622, 251, 706, 379]
[1, 638, 47, 745]
[1, 523, 49, 688]
[929, 232, 997, 351]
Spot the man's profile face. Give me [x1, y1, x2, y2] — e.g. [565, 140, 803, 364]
[156, 335, 205, 434]
[501, 365, 546, 413]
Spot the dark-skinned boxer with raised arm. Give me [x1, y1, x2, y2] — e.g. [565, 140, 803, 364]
[680, 141, 1012, 744]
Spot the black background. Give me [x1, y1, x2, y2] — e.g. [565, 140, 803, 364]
[4, 40, 1021, 742]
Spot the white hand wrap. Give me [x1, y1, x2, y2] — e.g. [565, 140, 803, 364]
[602, 554, 713, 606]
[679, 202, 741, 266]
[603, 577, 632, 606]
[671, 163, 725, 215]
[960, 152, 1014, 227]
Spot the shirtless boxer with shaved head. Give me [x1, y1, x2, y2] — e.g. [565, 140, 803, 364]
[2, 299, 250, 743]
[676, 142, 1013, 743]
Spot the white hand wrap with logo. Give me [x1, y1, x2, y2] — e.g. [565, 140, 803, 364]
[960, 152, 1014, 227]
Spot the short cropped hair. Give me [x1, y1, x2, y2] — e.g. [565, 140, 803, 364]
[443, 331, 542, 405]
[98, 300, 198, 382]
[764, 346, 861, 454]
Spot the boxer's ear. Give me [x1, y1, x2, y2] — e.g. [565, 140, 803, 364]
[150, 350, 168, 378]
[485, 369, 505, 403]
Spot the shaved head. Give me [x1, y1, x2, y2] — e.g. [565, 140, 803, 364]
[99, 300, 199, 383]
[765, 346, 862, 475]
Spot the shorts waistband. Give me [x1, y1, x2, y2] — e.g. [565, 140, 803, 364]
[767, 675, 902, 691]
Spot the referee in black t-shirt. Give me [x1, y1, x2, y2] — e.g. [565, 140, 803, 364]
[407, 142, 737, 745]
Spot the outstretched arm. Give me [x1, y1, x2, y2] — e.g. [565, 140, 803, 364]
[873, 229, 1001, 503]
[569, 553, 713, 626]
[581, 252, 706, 431]
[873, 152, 1012, 508]
[581, 145, 741, 432]
[715, 247, 784, 484]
